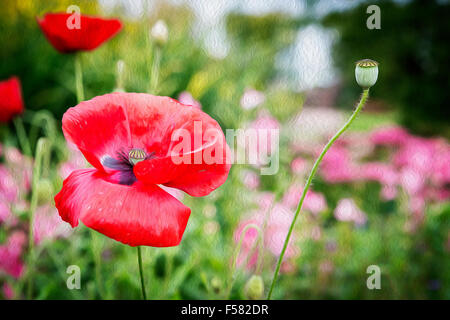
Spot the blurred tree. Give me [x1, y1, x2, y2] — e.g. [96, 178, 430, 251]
[323, 0, 450, 137]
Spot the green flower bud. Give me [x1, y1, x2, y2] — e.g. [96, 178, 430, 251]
[244, 275, 264, 300]
[36, 179, 54, 204]
[211, 277, 222, 294]
[355, 59, 379, 88]
[150, 20, 168, 47]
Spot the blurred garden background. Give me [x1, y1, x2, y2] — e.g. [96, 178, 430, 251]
[0, 0, 449, 299]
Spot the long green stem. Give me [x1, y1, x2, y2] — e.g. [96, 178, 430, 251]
[26, 138, 47, 299]
[267, 89, 370, 299]
[12, 117, 32, 157]
[137, 246, 147, 300]
[149, 46, 161, 94]
[74, 53, 84, 103]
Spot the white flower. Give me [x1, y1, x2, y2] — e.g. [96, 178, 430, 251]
[150, 20, 168, 46]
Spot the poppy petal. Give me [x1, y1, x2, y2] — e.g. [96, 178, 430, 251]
[54, 169, 191, 247]
[62, 95, 131, 172]
[124, 94, 231, 196]
[0, 77, 24, 123]
[37, 13, 122, 53]
[62, 93, 231, 195]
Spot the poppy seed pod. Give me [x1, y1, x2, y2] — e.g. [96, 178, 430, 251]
[355, 59, 379, 89]
[244, 275, 264, 300]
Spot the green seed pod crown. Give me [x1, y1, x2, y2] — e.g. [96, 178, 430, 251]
[355, 59, 379, 88]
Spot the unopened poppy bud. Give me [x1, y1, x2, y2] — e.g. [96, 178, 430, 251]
[355, 59, 379, 88]
[150, 20, 168, 46]
[244, 275, 264, 300]
[128, 148, 147, 165]
[211, 277, 222, 294]
[36, 179, 54, 204]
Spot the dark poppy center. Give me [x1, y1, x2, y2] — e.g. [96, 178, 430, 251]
[102, 148, 153, 186]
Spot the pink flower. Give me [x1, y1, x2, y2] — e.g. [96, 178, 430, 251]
[361, 162, 399, 200]
[334, 198, 367, 227]
[247, 111, 280, 155]
[177, 91, 202, 109]
[0, 199, 16, 226]
[240, 169, 260, 190]
[381, 185, 398, 201]
[282, 183, 327, 215]
[320, 146, 359, 183]
[291, 157, 307, 175]
[240, 88, 265, 110]
[0, 231, 26, 279]
[370, 126, 410, 146]
[394, 137, 435, 174]
[58, 143, 87, 180]
[256, 192, 276, 211]
[361, 162, 398, 186]
[400, 167, 424, 196]
[3, 147, 32, 194]
[430, 146, 450, 188]
[234, 201, 299, 271]
[0, 165, 18, 202]
[233, 219, 260, 269]
[33, 204, 72, 245]
[264, 204, 297, 257]
[2, 283, 14, 299]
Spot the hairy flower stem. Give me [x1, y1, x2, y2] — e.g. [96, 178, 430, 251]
[137, 246, 147, 300]
[26, 138, 47, 299]
[149, 46, 161, 94]
[267, 89, 370, 300]
[74, 53, 84, 103]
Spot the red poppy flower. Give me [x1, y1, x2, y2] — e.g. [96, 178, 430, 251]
[37, 13, 122, 53]
[55, 93, 231, 247]
[0, 77, 24, 123]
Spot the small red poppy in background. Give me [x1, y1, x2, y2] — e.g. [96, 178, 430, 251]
[55, 93, 231, 247]
[0, 77, 24, 123]
[37, 13, 122, 53]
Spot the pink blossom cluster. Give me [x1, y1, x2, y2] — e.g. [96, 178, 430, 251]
[0, 144, 75, 298]
[234, 192, 300, 273]
[235, 120, 449, 271]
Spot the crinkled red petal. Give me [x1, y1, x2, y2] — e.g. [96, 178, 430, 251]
[37, 13, 122, 53]
[54, 169, 191, 247]
[0, 77, 24, 122]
